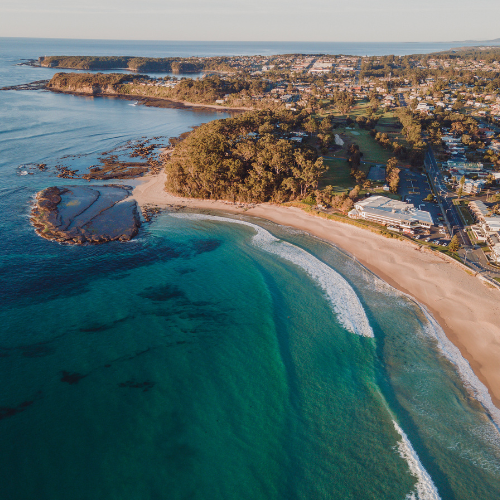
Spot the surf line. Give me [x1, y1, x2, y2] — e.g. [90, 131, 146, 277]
[170, 212, 444, 499]
[313, 237, 500, 434]
[393, 420, 442, 500]
[169, 213, 374, 338]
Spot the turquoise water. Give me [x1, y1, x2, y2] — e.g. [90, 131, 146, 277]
[1, 39, 500, 500]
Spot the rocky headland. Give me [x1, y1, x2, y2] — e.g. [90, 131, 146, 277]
[31, 185, 140, 244]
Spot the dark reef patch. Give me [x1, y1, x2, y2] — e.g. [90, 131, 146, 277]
[118, 380, 155, 392]
[190, 239, 221, 256]
[0, 400, 34, 420]
[60, 371, 87, 385]
[20, 344, 56, 358]
[138, 284, 186, 302]
[0, 392, 42, 421]
[177, 268, 195, 275]
[79, 316, 131, 333]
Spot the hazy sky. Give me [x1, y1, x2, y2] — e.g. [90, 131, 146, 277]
[1, 0, 499, 42]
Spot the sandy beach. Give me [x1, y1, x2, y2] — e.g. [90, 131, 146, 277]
[133, 172, 500, 408]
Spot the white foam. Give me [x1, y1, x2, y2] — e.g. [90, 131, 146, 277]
[393, 420, 442, 500]
[419, 307, 500, 430]
[170, 213, 374, 338]
[350, 265, 500, 432]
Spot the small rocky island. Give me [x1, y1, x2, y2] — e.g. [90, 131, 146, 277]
[31, 185, 140, 244]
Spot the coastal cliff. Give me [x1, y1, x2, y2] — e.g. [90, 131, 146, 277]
[45, 73, 254, 111]
[46, 73, 130, 95]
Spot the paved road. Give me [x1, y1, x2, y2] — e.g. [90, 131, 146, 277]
[459, 247, 500, 279]
[354, 58, 362, 85]
[399, 93, 407, 107]
[422, 146, 500, 280]
[425, 146, 471, 247]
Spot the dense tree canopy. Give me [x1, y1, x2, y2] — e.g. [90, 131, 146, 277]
[164, 110, 325, 203]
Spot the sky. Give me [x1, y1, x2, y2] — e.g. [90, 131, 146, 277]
[1, 0, 499, 42]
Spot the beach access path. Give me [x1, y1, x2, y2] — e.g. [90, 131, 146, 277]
[132, 172, 500, 408]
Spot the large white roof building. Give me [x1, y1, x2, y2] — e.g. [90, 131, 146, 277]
[349, 196, 434, 228]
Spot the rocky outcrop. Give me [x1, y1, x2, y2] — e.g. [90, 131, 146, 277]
[46, 81, 120, 95]
[31, 185, 140, 244]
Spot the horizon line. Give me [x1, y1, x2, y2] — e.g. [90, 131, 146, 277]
[2, 35, 500, 45]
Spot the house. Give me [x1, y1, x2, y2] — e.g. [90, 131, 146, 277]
[459, 179, 485, 194]
[447, 161, 483, 172]
[469, 200, 490, 221]
[481, 217, 500, 263]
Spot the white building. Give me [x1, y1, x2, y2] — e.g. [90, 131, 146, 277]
[447, 161, 483, 171]
[469, 200, 490, 222]
[348, 196, 434, 228]
[458, 179, 485, 194]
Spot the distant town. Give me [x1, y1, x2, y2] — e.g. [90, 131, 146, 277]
[12, 48, 500, 282]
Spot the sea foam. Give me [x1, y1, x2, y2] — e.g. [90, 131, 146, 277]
[170, 213, 374, 337]
[418, 307, 500, 430]
[393, 421, 442, 500]
[340, 257, 500, 433]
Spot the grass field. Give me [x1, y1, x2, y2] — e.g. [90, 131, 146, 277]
[320, 158, 355, 191]
[327, 126, 395, 164]
[319, 157, 370, 192]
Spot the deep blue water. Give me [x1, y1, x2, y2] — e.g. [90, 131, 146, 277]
[1, 39, 500, 500]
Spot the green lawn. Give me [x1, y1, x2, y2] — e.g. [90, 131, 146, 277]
[319, 157, 370, 192]
[456, 205, 475, 225]
[328, 126, 395, 164]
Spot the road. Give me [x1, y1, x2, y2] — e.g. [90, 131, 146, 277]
[399, 93, 407, 107]
[459, 246, 500, 280]
[424, 146, 471, 247]
[354, 58, 362, 85]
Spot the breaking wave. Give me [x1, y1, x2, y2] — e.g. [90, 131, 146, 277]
[170, 213, 374, 338]
[419, 307, 500, 430]
[393, 421, 441, 500]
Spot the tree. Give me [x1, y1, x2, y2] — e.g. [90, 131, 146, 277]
[386, 157, 401, 194]
[457, 175, 465, 199]
[349, 185, 361, 200]
[340, 197, 354, 214]
[320, 116, 333, 134]
[347, 144, 361, 169]
[304, 116, 319, 135]
[258, 121, 274, 135]
[449, 234, 460, 252]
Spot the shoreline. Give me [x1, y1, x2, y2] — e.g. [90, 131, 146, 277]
[46, 87, 252, 113]
[132, 172, 500, 410]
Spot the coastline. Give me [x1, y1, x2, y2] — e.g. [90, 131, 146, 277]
[132, 172, 500, 409]
[46, 87, 252, 113]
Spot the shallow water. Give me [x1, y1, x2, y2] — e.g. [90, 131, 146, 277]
[1, 39, 500, 500]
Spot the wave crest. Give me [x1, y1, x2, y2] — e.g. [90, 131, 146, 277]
[170, 213, 374, 338]
[393, 420, 442, 500]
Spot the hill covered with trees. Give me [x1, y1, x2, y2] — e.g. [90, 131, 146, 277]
[164, 110, 325, 203]
[46, 72, 266, 106]
[39, 56, 232, 73]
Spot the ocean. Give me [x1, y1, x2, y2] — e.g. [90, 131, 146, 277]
[1, 38, 500, 500]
